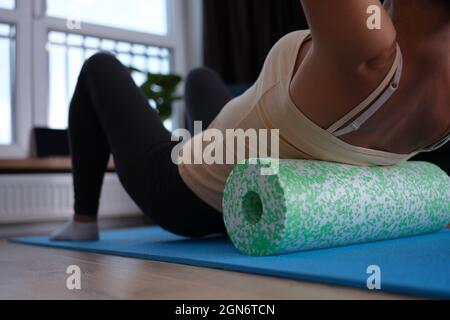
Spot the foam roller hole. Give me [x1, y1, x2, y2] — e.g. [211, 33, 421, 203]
[242, 191, 263, 225]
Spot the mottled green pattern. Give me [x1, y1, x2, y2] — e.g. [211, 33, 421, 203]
[223, 160, 450, 256]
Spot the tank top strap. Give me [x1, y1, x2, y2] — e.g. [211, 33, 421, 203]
[327, 44, 403, 137]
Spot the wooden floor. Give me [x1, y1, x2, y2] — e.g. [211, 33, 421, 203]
[0, 239, 414, 300]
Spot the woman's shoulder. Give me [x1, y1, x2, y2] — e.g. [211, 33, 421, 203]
[262, 30, 311, 73]
[273, 30, 311, 50]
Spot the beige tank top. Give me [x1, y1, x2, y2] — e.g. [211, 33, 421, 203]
[178, 30, 449, 213]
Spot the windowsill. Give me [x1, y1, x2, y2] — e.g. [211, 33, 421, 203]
[0, 157, 115, 174]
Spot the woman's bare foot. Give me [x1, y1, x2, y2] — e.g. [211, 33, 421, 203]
[50, 214, 100, 242]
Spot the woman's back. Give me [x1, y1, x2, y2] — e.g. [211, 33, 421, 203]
[358, 31, 449, 154]
[290, 0, 450, 155]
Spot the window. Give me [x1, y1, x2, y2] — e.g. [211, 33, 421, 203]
[46, 0, 168, 35]
[47, 31, 171, 129]
[0, 0, 189, 158]
[39, 0, 179, 131]
[0, 0, 14, 10]
[0, 23, 15, 145]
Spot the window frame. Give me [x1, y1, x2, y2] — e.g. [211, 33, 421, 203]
[0, 0, 189, 158]
[0, 1, 33, 158]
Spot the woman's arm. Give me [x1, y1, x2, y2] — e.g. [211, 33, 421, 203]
[289, 1, 399, 131]
[301, 0, 397, 67]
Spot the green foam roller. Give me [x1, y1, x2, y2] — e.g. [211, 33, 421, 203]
[222, 159, 450, 256]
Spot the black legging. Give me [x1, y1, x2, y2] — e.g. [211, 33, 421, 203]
[69, 52, 233, 238]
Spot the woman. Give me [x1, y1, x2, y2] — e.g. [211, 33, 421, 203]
[51, 0, 449, 241]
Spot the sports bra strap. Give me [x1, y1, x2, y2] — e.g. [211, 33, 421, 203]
[328, 45, 403, 137]
[420, 132, 450, 153]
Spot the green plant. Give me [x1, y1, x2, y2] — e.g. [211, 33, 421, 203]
[129, 67, 183, 122]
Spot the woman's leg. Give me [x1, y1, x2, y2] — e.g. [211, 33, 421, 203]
[68, 59, 112, 220]
[52, 53, 226, 241]
[185, 67, 233, 134]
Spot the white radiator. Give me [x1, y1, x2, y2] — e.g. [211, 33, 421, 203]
[0, 173, 141, 223]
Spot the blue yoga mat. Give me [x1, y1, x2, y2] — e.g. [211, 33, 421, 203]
[11, 227, 450, 299]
